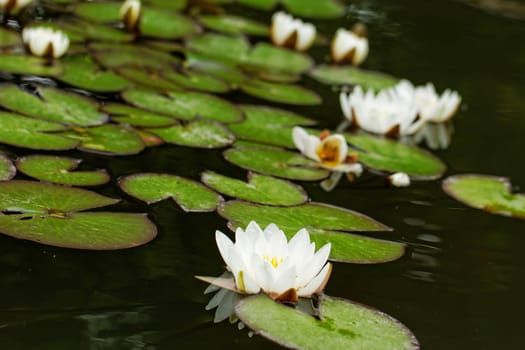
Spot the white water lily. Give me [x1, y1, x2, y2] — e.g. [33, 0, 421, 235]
[120, 0, 141, 31]
[0, 0, 32, 13]
[388, 172, 411, 187]
[292, 126, 363, 175]
[201, 222, 332, 302]
[331, 27, 369, 65]
[271, 11, 316, 51]
[22, 27, 69, 59]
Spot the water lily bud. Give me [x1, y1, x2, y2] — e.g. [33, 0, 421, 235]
[331, 25, 369, 65]
[271, 11, 316, 51]
[22, 27, 70, 59]
[120, 0, 141, 32]
[388, 172, 411, 187]
[0, 0, 32, 14]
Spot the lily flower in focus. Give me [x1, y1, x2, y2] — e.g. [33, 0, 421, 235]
[0, 0, 32, 14]
[331, 24, 369, 66]
[22, 27, 69, 59]
[271, 11, 316, 51]
[120, 0, 141, 32]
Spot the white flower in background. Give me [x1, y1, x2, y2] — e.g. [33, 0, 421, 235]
[271, 11, 316, 51]
[340, 85, 423, 136]
[22, 27, 69, 59]
[292, 126, 363, 176]
[120, 0, 141, 31]
[0, 0, 32, 14]
[200, 221, 332, 302]
[331, 27, 369, 65]
[388, 172, 411, 187]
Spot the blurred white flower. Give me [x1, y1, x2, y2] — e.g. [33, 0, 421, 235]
[22, 27, 69, 59]
[271, 11, 316, 51]
[292, 126, 363, 175]
[331, 27, 368, 65]
[388, 172, 411, 187]
[120, 0, 141, 31]
[411, 123, 453, 150]
[0, 0, 32, 14]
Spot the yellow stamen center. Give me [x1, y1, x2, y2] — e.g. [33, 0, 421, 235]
[263, 255, 284, 269]
[316, 139, 342, 167]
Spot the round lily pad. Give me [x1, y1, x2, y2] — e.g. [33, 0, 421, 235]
[0, 84, 107, 126]
[16, 155, 110, 186]
[346, 133, 446, 180]
[236, 295, 419, 350]
[148, 120, 234, 149]
[103, 103, 176, 127]
[0, 54, 63, 77]
[309, 65, 399, 90]
[198, 14, 269, 36]
[240, 80, 321, 105]
[0, 153, 16, 181]
[201, 171, 307, 206]
[0, 180, 156, 250]
[119, 173, 222, 212]
[442, 174, 525, 220]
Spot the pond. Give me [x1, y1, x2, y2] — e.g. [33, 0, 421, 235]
[0, 0, 524, 349]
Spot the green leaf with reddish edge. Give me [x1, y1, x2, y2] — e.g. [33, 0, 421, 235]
[201, 171, 307, 206]
[16, 155, 110, 186]
[442, 174, 525, 220]
[0, 84, 107, 127]
[0, 112, 79, 151]
[140, 8, 200, 39]
[59, 55, 132, 93]
[0, 54, 63, 76]
[236, 295, 419, 350]
[162, 69, 230, 94]
[0, 27, 21, 48]
[198, 14, 269, 36]
[224, 146, 329, 181]
[116, 66, 183, 91]
[119, 173, 222, 212]
[60, 125, 145, 156]
[345, 133, 446, 180]
[0, 153, 16, 181]
[103, 103, 176, 127]
[148, 120, 234, 149]
[282, 0, 345, 19]
[309, 65, 399, 90]
[240, 80, 321, 105]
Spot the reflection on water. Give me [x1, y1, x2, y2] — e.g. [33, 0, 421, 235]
[401, 123, 454, 150]
[459, 0, 525, 19]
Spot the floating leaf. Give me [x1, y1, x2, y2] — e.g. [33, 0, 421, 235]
[236, 295, 419, 350]
[116, 66, 183, 91]
[346, 134, 446, 180]
[0, 27, 21, 48]
[51, 19, 133, 42]
[309, 65, 399, 90]
[0, 181, 156, 249]
[0, 84, 107, 126]
[16, 155, 110, 186]
[442, 174, 525, 219]
[243, 43, 313, 76]
[0, 153, 16, 181]
[201, 171, 307, 206]
[240, 79, 321, 105]
[237, 0, 277, 10]
[119, 173, 222, 212]
[148, 120, 234, 148]
[198, 14, 269, 36]
[103, 103, 176, 127]
[224, 146, 329, 181]
[145, 0, 187, 11]
[140, 7, 200, 39]
[0, 54, 63, 76]
[162, 69, 230, 94]
[282, 0, 345, 19]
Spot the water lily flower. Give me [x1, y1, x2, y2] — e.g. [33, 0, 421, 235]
[198, 221, 332, 302]
[331, 26, 369, 66]
[0, 0, 32, 14]
[22, 27, 69, 59]
[120, 0, 141, 31]
[271, 11, 316, 51]
[292, 126, 363, 175]
[388, 172, 411, 187]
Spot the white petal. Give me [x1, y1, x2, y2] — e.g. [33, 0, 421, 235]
[389, 172, 411, 187]
[215, 231, 234, 268]
[296, 23, 316, 50]
[270, 264, 297, 295]
[297, 243, 331, 287]
[298, 262, 332, 297]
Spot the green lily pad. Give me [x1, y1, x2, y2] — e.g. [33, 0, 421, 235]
[148, 120, 234, 148]
[237, 0, 277, 10]
[0, 54, 63, 76]
[198, 14, 269, 36]
[243, 43, 313, 76]
[0, 84, 107, 126]
[0, 112, 79, 151]
[140, 7, 200, 39]
[309, 65, 399, 90]
[0, 27, 21, 48]
[162, 69, 230, 94]
[122, 89, 244, 123]
[51, 19, 133, 42]
[116, 66, 183, 91]
[0, 180, 156, 249]
[119, 173, 222, 212]
[201, 171, 307, 206]
[240, 80, 321, 105]
[59, 55, 132, 92]
[103, 103, 176, 127]
[16, 155, 110, 186]
[442, 174, 525, 219]
[145, 0, 187, 11]
[282, 0, 345, 19]
[0, 153, 16, 181]
[224, 146, 329, 181]
[74, 2, 122, 23]
[346, 133, 446, 180]
[188, 60, 247, 86]
[60, 125, 145, 155]
[236, 295, 419, 350]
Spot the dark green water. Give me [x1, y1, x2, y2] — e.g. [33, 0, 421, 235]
[1, 0, 525, 349]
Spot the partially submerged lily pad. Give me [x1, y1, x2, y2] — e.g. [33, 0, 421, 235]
[0, 153, 16, 181]
[236, 295, 419, 350]
[442, 174, 525, 219]
[0, 181, 156, 249]
[148, 120, 235, 149]
[309, 65, 399, 90]
[119, 173, 222, 212]
[201, 171, 307, 206]
[16, 155, 110, 186]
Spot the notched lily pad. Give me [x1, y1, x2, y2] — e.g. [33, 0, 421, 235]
[309, 65, 399, 90]
[236, 295, 419, 350]
[119, 173, 222, 212]
[0, 153, 16, 181]
[201, 171, 307, 206]
[443, 174, 525, 219]
[16, 155, 110, 186]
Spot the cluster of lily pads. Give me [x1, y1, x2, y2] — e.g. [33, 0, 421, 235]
[0, 0, 524, 349]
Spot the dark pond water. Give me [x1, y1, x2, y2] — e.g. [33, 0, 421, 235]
[1, 0, 525, 349]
